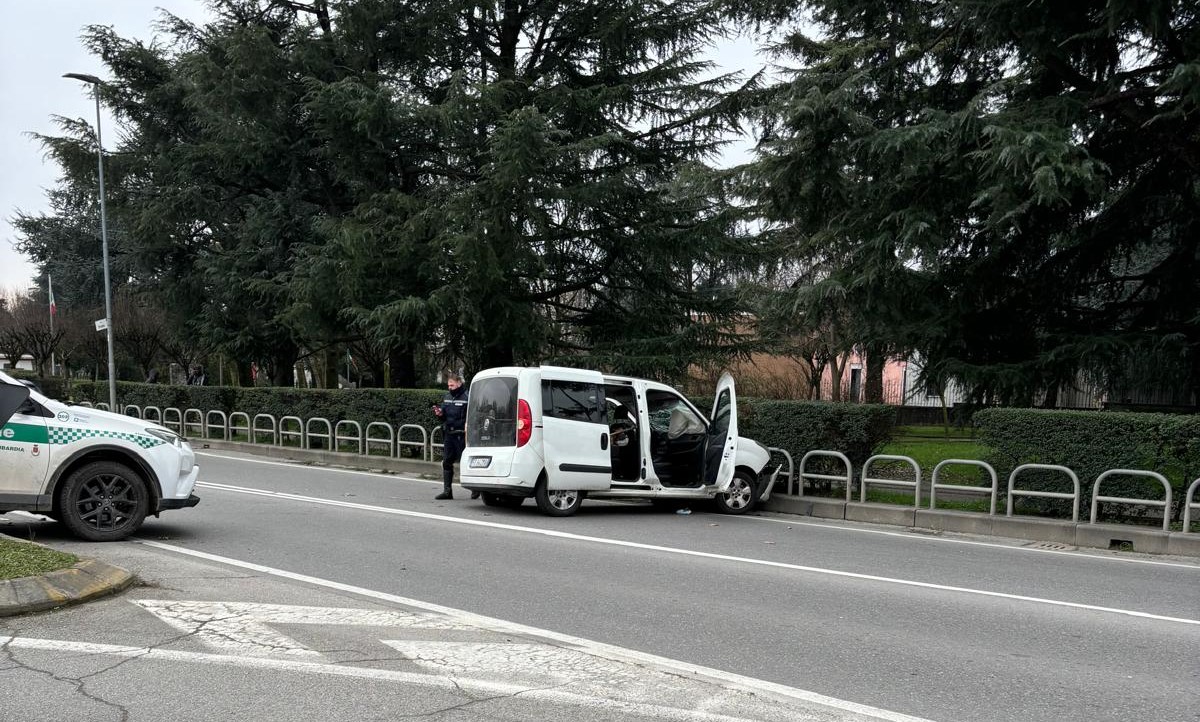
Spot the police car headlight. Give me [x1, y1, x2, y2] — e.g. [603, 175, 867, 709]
[145, 428, 182, 447]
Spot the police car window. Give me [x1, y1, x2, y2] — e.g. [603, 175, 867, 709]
[542, 381, 605, 424]
[15, 397, 40, 416]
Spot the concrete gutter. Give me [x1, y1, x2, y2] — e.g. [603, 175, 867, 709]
[762, 495, 1200, 558]
[0, 537, 135, 617]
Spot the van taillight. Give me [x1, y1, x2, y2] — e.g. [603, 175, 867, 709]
[516, 399, 532, 447]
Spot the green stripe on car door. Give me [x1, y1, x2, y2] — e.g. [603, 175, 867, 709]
[0, 423, 50, 444]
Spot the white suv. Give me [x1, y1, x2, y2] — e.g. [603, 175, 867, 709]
[460, 367, 772, 516]
[0, 371, 199, 541]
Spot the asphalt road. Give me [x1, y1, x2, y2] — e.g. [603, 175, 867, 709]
[17, 449, 1200, 722]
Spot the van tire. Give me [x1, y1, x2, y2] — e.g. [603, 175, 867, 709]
[713, 470, 757, 515]
[56, 460, 150, 541]
[534, 480, 584, 516]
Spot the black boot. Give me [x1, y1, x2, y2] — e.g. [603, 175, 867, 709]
[435, 470, 453, 500]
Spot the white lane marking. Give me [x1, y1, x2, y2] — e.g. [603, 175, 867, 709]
[190, 481, 1200, 627]
[380, 641, 642, 686]
[732, 514, 1200, 570]
[196, 450, 1200, 570]
[136, 540, 934, 722]
[0, 636, 787, 722]
[133, 600, 463, 658]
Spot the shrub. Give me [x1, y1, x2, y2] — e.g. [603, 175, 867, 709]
[739, 399, 895, 472]
[975, 408, 1200, 524]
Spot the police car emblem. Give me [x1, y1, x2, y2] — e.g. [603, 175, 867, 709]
[57, 411, 70, 422]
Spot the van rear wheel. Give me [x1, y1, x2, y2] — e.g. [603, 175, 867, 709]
[534, 481, 584, 516]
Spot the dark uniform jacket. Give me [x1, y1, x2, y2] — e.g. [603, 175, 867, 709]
[439, 385, 469, 434]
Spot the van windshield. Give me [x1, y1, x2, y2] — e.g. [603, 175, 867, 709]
[467, 377, 518, 448]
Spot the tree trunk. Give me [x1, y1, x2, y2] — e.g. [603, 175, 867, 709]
[828, 354, 847, 402]
[388, 346, 417, 388]
[483, 344, 514, 370]
[238, 361, 253, 387]
[322, 348, 339, 389]
[271, 349, 297, 388]
[864, 345, 885, 404]
[806, 355, 827, 401]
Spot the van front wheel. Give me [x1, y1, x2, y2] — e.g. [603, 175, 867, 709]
[535, 481, 584, 517]
[713, 470, 757, 515]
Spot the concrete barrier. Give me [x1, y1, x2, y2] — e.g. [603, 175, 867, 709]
[914, 509, 995, 536]
[991, 515, 1077, 546]
[1075, 523, 1170, 555]
[845, 502, 916, 527]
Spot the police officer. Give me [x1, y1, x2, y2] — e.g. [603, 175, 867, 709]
[432, 372, 475, 500]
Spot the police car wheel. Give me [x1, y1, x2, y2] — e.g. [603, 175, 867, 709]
[57, 461, 150, 542]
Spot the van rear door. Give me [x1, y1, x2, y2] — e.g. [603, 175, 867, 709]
[540, 367, 611, 491]
[465, 374, 520, 477]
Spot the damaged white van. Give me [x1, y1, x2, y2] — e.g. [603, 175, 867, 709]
[0, 371, 199, 541]
[460, 366, 772, 516]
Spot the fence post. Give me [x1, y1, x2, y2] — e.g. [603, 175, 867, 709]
[930, 460, 998, 515]
[1007, 464, 1081, 522]
[1090, 470, 1173, 532]
[861, 455, 921, 508]
[797, 451, 853, 500]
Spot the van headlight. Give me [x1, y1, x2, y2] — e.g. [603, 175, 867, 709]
[145, 428, 182, 447]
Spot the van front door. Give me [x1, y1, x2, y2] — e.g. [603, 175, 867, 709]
[703, 373, 738, 489]
[540, 367, 611, 491]
[0, 382, 50, 495]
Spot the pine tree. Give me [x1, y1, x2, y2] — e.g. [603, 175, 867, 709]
[738, 0, 1200, 404]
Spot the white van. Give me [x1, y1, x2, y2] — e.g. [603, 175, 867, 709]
[0, 371, 199, 541]
[460, 366, 773, 516]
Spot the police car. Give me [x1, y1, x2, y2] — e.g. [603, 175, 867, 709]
[0, 370, 199, 541]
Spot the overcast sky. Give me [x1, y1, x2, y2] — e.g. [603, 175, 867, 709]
[0, 2, 763, 295]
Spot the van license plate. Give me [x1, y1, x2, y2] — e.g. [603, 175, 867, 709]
[469, 456, 492, 468]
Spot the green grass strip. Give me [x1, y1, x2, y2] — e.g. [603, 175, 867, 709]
[0, 537, 78, 580]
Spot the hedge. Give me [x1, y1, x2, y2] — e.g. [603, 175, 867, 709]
[53, 381, 895, 477]
[738, 399, 895, 475]
[975, 408, 1200, 525]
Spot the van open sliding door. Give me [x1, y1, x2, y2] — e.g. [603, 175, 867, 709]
[540, 367, 611, 491]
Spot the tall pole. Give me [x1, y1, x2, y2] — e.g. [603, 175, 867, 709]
[65, 73, 117, 411]
[48, 274, 55, 377]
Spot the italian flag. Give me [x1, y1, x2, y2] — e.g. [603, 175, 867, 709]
[48, 275, 56, 317]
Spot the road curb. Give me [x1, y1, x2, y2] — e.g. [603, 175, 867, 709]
[0, 538, 135, 617]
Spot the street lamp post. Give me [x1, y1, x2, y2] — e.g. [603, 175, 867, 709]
[64, 72, 118, 411]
